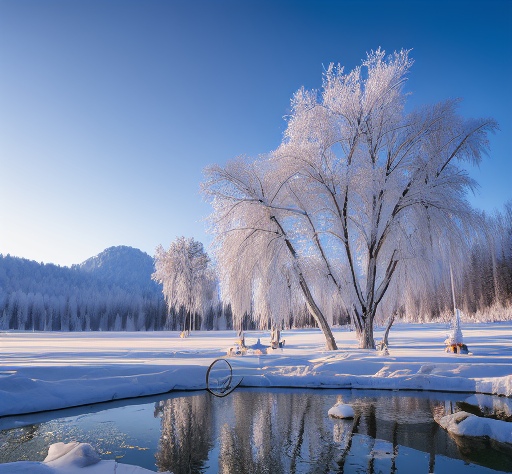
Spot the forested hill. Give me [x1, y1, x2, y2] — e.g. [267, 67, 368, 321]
[73, 245, 162, 296]
[0, 246, 167, 331]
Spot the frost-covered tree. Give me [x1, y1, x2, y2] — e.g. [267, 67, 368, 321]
[152, 237, 218, 333]
[203, 158, 340, 349]
[0, 251, 169, 332]
[0, 310, 8, 330]
[113, 313, 122, 331]
[203, 48, 498, 349]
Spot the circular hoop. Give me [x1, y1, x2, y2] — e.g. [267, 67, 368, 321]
[206, 358, 243, 397]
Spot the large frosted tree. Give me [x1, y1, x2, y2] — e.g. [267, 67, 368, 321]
[152, 237, 218, 332]
[203, 48, 497, 349]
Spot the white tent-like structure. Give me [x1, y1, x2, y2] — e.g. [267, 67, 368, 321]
[444, 308, 469, 353]
[444, 264, 469, 354]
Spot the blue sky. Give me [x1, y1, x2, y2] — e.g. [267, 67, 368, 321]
[1, 0, 510, 266]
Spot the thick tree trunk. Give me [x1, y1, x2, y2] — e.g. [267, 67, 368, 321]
[357, 318, 376, 349]
[272, 215, 338, 351]
[298, 273, 338, 351]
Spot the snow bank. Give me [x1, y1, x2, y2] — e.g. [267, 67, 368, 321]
[0, 442, 169, 473]
[0, 323, 511, 418]
[463, 393, 512, 418]
[0, 365, 206, 417]
[438, 411, 512, 445]
[475, 375, 512, 398]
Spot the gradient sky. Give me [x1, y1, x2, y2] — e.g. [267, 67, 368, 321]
[1, 0, 511, 267]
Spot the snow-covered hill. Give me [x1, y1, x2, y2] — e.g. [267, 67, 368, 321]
[0, 247, 167, 331]
[75, 246, 161, 295]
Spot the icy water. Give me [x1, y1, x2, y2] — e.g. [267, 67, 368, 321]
[0, 389, 511, 474]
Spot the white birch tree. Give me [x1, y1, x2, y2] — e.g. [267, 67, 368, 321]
[152, 237, 218, 333]
[204, 48, 497, 349]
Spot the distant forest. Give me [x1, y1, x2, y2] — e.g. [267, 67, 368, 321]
[1, 207, 512, 334]
[0, 247, 309, 332]
[0, 247, 170, 331]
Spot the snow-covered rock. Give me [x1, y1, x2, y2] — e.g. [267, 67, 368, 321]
[328, 403, 355, 419]
[0, 442, 170, 474]
[44, 442, 100, 468]
[438, 411, 512, 445]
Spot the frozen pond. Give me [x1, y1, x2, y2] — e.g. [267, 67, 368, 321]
[0, 389, 510, 473]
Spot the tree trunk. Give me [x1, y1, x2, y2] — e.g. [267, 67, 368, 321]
[382, 314, 395, 347]
[358, 318, 376, 349]
[272, 215, 338, 351]
[298, 273, 338, 350]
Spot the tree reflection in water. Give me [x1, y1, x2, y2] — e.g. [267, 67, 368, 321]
[155, 393, 214, 473]
[154, 389, 512, 474]
[217, 391, 341, 474]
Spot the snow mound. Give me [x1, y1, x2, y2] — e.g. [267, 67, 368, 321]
[438, 411, 512, 445]
[328, 403, 355, 419]
[417, 364, 435, 374]
[0, 442, 170, 473]
[44, 442, 100, 468]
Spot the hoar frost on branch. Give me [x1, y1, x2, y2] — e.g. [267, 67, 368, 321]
[202, 48, 498, 350]
[152, 237, 218, 332]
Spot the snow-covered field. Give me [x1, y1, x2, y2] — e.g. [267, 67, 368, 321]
[1, 322, 511, 418]
[0, 322, 511, 473]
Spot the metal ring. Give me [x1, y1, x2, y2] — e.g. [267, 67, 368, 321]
[206, 358, 243, 397]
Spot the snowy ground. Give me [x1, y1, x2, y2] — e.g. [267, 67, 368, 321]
[0, 322, 511, 472]
[1, 322, 511, 418]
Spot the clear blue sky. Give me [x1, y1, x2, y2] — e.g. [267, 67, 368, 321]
[1, 0, 510, 267]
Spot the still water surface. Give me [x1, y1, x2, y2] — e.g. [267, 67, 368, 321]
[0, 389, 510, 473]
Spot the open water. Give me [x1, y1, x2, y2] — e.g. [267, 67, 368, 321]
[0, 389, 510, 473]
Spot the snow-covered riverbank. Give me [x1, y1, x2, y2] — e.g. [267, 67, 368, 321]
[1, 322, 511, 473]
[1, 322, 511, 418]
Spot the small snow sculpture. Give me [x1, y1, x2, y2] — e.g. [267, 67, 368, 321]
[247, 338, 266, 355]
[328, 403, 355, 419]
